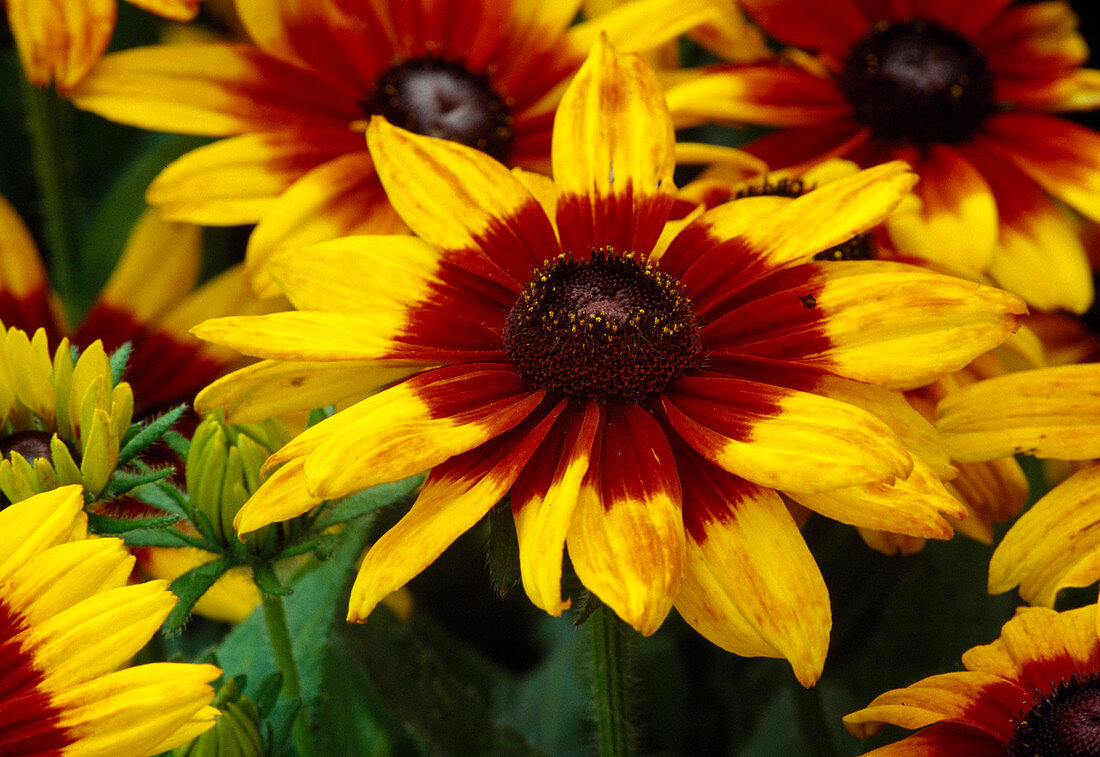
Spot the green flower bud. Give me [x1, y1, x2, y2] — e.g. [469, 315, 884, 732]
[172, 678, 264, 757]
[187, 412, 290, 550]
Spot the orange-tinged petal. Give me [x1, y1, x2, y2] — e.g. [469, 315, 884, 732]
[513, 403, 603, 615]
[127, 0, 200, 21]
[885, 144, 998, 277]
[299, 366, 543, 501]
[569, 0, 722, 61]
[988, 463, 1100, 606]
[662, 162, 916, 309]
[70, 43, 358, 136]
[945, 458, 1029, 544]
[0, 193, 53, 333]
[196, 359, 414, 424]
[707, 261, 1025, 390]
[937, 364, 1100, 462]
[846, 724, 1005, 756]
[663, 374, 913, 493]
[147, 131, 360, 226]
[553, 34, 675, 257]
[7, 0, 114, 91]
[245, 152, 406, 296]
[788, 458, 966, 539]
[566, 404, 683, 636]
[676, 447, 829, 686]
[367, 117, 559, 291]
[960, 605, 1099, 690]
[978, 112, 1100, 223]
[843, 671, 1023, 741]
[665, 64, 851, 129]
[348, 403, 564, 622]
[737, 0, 868, 57]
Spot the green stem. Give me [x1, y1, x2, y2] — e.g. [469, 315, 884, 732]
[19, 78, 82, 314]
[261, 593, 314, 757]
[589, 604, 634, 757]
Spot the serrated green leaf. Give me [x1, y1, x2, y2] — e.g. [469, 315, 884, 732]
[130, 479, 191, 520]
[315, 475, 424, 530]
[101, 465, 175, 498]
[118, 404, 187, 465]
[87, 511, 178, 535]
[119, 528, 203, 549]
[165, 558, 233, 633]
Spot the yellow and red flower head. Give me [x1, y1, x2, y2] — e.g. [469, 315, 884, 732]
[845, 603, 1100, 755]
[68, 0, 723, 296]
[0, 486, 220, 755]
[666, 0, 1100, 314]
[194, 36, 1025, 686]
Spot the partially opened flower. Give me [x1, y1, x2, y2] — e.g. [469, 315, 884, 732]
[0, 194, 272, 412]
[4, 0, 200, 92]
[0, 485, 220, 755]
[194, 37, 1024, 686]
[665, 0, 1100, 314]
[936, 362, 1100, 609]
[69, 0, 721, 296]
[845, 603, 1100, 755]
[1, 324, 132, 503]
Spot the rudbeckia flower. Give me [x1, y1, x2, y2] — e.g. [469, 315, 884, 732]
[68, 0, 722, 296]
[0, 194, 271, 412]
[845, 603, 1100, 755]
[193, 37, 1024, 686]
[4, 0, 200, 92]
[936, 362, 1100, 609]
[665, 0, 1100, 314]
[0, 486, 220, 755]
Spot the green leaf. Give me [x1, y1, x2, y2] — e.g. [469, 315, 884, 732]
[101, 465, 175, 498]
[315, 475, 424, 530]
[118, 404, 187, 465]
[108, 342, 131, 385]
[87, 511, 178, 535]
[131, 479, 192, 520]
[118, 528, 203, 549]
[165, 558, 233, 633]
[487, 499, 520, 596]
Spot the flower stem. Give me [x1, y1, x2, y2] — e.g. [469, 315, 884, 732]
[261, 593, 314, 757]
[19, 78, 82, 314]
[589, 604, 634, 757]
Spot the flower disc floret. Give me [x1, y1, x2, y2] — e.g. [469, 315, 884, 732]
[503, 249, 701, 403]
[1007, 674, 1100, 757]
[367, 56, 514, 162]
[838, 19, 996, 145]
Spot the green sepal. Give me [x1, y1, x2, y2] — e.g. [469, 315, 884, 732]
[252, 562, 292, 597]
[131, 479, 193, 521]
[263, 698, 302, 757]
[164, 557, 233, 633]
[86, 511, 178, 535]
[100, 465, 175, 499]
[487, 498, 520, 597]
[118, 527, 205, 549]
[161, 430, 191, 459]
[118, 404, 187, 465]
[314, 474, 424, 530]
[108, 342, 131, 386]
[252, 673, 283, 719]
[271, 534, 331, 564]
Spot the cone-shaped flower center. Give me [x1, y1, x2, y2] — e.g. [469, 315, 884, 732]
[503, 250, 701, 403]
[0, 430, 55, 465]
[838, 19, 995, 144]
[1007, 675, 1100, 756]
[368, 57, 513, 161]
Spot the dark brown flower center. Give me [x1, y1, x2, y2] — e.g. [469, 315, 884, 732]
[735, 176, 875, 261]
[1007, 675, 1100, 756]
[367, 56, 513, 162]
[1, 430, 55, 465]
[503, 250, 701, 403]
[838, 19, 995, 145]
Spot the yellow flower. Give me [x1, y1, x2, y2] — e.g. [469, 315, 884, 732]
[194, 37, 1024, 686]
[68, 0, 721, 296]
[5, 0, 201, 92]
[1, 325, 132, 503]
[0, 486, 220, 755]
[845, 603, 1100, 754]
